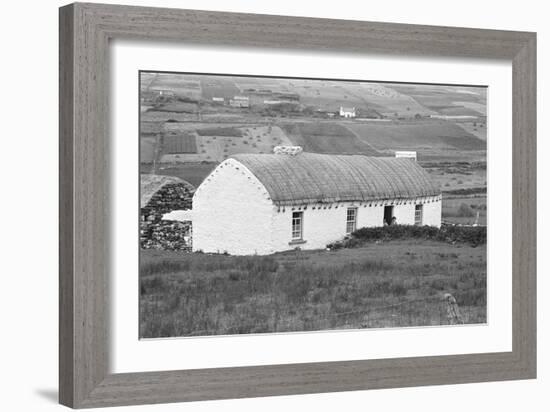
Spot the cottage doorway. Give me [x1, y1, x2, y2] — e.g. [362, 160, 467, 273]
[384, 206, 394, 225]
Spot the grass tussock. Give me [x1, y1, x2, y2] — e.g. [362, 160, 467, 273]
[140, 241, 486, 338]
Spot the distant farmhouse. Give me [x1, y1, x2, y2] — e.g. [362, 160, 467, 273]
[156, 89, 176, 98]
[193, 148, 441, 255]
[229, 95, 250, 108]
[339, 106, 356, 118]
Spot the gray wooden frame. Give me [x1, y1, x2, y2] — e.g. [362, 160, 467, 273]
[59, 2, 536, 408]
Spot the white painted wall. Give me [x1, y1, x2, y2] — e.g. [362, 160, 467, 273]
[357, 204, 385, 227]
[422, 198, 443, 226]
[272, 203, 357, 251]
[392, 203, 416, 225]
[270, 198, 441, 253]
[192, 159, 274, 255]
[381, 198, 442, 227]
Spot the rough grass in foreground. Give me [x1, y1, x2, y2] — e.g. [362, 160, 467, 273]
[140, 240, 486, 338]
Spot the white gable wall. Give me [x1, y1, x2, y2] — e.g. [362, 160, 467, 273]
[192, 159, 274, 255]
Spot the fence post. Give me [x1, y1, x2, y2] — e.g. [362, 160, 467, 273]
[444, 293, 463, 325]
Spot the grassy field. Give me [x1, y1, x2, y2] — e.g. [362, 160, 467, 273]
[281, 122, 380, 155]
[346, 120, 486, 152]
[422, 161, 487, 191]
[140, 240, 486, 338]
[163, 133, 198, 154]
[140, 74, 487, 189]
[200, 77, 241, 100]
[442, 196, 487, 225]
[140, 162, 218, 188]
[140, 137, 156, 163]
[389, 84, 486, 117]
[348, 83, 436, 117]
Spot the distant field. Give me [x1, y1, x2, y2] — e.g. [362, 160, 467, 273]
[141, 111, 198, 122]
[140, 137, 156, 163]
[163, 133, 198, 154]
[140, 240, 486, 338]
[155, 123, 293, 162]
[455, 120, 487, 141]
[140, 121, 163, 137]
[436, 106, 483, 117]
[346, 120, 486, 151]
[195, 125, 289, 162]
[442, 196, 487, 226]
[138, 74, 487, 193]
[140, 162, 218, 188]
[144, 73, 202, 99]
[196, 127, 243, 137]
[200, 78, 240, 100]
[233, 77, 292, 94]
[423, 161, 487, 190]
[281, 122, 380, 155]
[389, 84, 486, 118]
[153, 102, 198, 113]
[283, 80, 363, 111]
[350, 83, 436, 116]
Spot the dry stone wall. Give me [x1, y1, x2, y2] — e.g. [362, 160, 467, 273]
[140, 182, 194, 251]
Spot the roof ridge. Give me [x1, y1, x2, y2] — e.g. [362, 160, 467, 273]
[230, 153, 440, 206]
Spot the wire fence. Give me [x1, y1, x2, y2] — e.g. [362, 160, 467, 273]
[161, 292, 470, 337]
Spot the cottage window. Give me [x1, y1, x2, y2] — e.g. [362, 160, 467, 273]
[292, 211, 303, 240]
[346, 207, 357, 234]
[415, 204, 423, 225]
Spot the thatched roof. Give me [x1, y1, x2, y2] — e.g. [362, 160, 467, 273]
[140, 174, 194, 208]
[231, 153, 440, 206]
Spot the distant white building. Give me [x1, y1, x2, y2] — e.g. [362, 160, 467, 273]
[339, 106, 356, 118]
[156, 90, 176, 98]
[229, 96, 250, 108]
[395, 151, 417, 161]
[192, 149, 441, 255]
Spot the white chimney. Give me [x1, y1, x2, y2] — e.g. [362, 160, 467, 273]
[273, 146, 303, 156]
[395, 151, 417, 161]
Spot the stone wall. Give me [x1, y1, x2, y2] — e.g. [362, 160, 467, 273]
[141, 183, 193, 221]
[140, 182, 194, 251]
[140, 220, 192, 251]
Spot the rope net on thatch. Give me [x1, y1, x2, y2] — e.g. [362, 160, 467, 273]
[230, 153, 440, 206]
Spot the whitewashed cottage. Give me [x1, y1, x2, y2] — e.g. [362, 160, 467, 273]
[339, 106, 356, 118]
[192, 148, 441, 255]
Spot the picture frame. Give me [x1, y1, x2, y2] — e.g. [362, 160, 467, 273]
[59, 2, 536, 408]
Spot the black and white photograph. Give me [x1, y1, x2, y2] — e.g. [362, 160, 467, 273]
[139, 72, 487, 338]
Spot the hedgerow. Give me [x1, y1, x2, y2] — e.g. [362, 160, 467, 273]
[327, 224, 486, 250]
